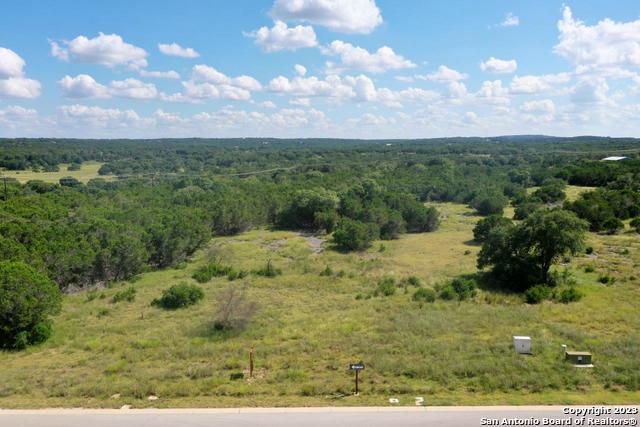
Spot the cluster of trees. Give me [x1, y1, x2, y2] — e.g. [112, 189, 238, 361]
[276, 180, 440, 251]
[566, 188, 640, 233]
[476, 209, 588, 291]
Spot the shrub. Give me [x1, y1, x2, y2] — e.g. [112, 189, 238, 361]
[602, 217, 624, 235]
[254, 260, 282, 277]
[0, 261, 62, 349]
[152, 283, 204, 309]
[585, 246, 594, 254]
[584, 264, 595, 273]
[438, 277, 477, 301]
[471, 191, 508, 216]
[226, 269, 248, 281]
[556, 287, 583, 304]
[525, 284, 551, 304]
[320, 265, 334, 276]
[332, 218, 378, 251]
[402, 275, 422, 287]
[630, 217, 640, 233]
[598, 274, 615, 285]
[412, 288, 436, 303]
[374, 277, 396, 297]
[192, 263, 233, 283]
[473, 215, 512, 243]
[214, 287, 258, 331]
[111, 286, 136, 303]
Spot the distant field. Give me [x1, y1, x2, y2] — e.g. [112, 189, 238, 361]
[0, 192, 638, 408]
[1, 162, 106, 183]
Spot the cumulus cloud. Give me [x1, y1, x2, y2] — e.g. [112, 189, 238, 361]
[555, 7, 640, 69]
[419, 65, 468, 82]
[175, 65, 262, 101]
[520, 99, 556, 114]
[109, 78, 158, 99]
[0, 47, 26, 78]
[58, 104, 143, 128]
[509, 73, 571, 94]
[0, 47, 41, 99]
[500, 13, 519, 27]
[294, 64, 307, 76]
[245, 21, 317, 52]
[139, 70, 181, 79]
[50, 33, 148, 69]
[270, 0, 382, 34]
[571, 78, 610, 104]
[158, 42, 200, 58]
[463, 111, 479, 124]
[480, 57, 517, 74]
[321, 40, 415, 74]
[266, 73, 437, 107]
[58, 74, 110, 98]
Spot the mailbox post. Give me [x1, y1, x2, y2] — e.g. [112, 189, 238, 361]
[349, 363, 365, 395]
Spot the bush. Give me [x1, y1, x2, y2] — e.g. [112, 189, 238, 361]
[402, 276, 422, 287]
[585, 246, 594, 254]
[152, 283, 204, 309]
[320, 265, 334, 276]
[556, 287, 583, 303]
[111, 286, 136, 303]
[598, 274, 615, 285]
[525, 284, 551, 304]
[253, 260, 282, 277]
[412, 288, 436, 303]
[192, 263, 233, 283]
[471, 191, 508, 216]
[0, 261, 62, 349]
[214, 287, 258, 331]
[584, 264, 595, 273]
[630, 217, 640, 233]
[473, 215, 512, 242]
[602, 217, 624, 235]
[439, 277, 477, 301]
[332, 218, 378, 251]
[374, 277, 396, 297]
[226, 269, 248, 281]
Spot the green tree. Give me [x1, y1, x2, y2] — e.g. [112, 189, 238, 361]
[478, 209, 587, 289]
[473, 215, 512, 243]
[0, 261, 62, 349]
[332, 218, 378, 251]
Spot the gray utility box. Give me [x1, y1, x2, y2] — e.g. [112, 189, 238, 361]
[566, 351, 592, 365]
[513, 336, 532, 354]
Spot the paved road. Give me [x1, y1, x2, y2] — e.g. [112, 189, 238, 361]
[0, 406, 638, 427]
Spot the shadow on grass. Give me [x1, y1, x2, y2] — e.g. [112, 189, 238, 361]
[464, 271, 524, 295]
[190, 321, 244, 341]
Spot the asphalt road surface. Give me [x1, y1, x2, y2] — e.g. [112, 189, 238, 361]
[0, 406, 638, 427]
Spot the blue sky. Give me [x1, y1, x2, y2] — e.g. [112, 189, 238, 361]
[1, 0, 640, 138]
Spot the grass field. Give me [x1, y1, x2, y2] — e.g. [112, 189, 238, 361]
[0, 189, 638, 408]
[1, 162, 105, 183]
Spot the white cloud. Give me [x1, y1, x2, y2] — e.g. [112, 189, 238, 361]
[0, 47, 26, 78]
[321, 40, 415, 74]
[509, 73, 571, 94]
[289, 97, 311, 106]
[180, 65, 262, 101]
[58, 74, 110, 98]
[245, 21, 317, 52]
[260, 100, 277, 108]
[58, 104, 143, 128]
[480, 57, 517, 74]
[50, 33, 148, 69]
[0, 78, 41, 99]
[520, 99, 556, 114]
[500, 13, 520, 27]
[139, 70, 180, 79]
[475, 80, 510, 104]
[294, 64, 307, 76]
[463, 111, 479, 124]
[419, 65, 468, 82]
[571, 78, 610, 104]
[555, 7, 640, 69]
[109, 78, 158, 99]
[158, 43, 200, 58]
[0, 47, 41, 99]
[271, 0, 382, 34]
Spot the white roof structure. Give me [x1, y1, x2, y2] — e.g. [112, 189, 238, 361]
[601, 156, 629, 161]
